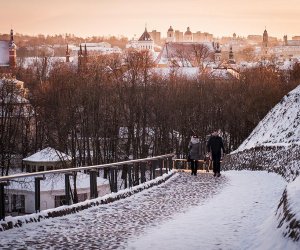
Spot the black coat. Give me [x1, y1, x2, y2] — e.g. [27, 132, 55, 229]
[207, 135, 224, 158]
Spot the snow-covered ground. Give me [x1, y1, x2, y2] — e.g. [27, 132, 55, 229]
[126, 171, 298, 250]
[1, 170, 299, 249]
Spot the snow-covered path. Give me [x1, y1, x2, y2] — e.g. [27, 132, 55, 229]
[0, 171, 297, 250]
[126, 171, 295, 250]
[0, 172, 227, 249]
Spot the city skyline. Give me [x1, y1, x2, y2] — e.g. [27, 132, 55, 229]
[1, 0, 299, 39]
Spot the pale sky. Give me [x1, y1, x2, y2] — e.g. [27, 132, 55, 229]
[1, 0, 300, 39]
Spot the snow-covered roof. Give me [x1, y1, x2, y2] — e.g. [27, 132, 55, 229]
[236, 84, 300, 152]
[209, 68, 232, 80]
[153, 67, 199, 79]
[156, 42, 214, 67]
[23, 147, 72, 163]
[0, 40, 9, 66]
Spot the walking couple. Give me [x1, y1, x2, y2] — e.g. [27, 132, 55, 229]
[188, 130, 225, 177]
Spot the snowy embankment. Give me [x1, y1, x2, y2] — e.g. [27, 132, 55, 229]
[276, 175, 300, 242]
[222, 84, 300, 243]
[0, 171, 175, 232]
[126, 171, 299, 250]
[223, 84, 300, 181]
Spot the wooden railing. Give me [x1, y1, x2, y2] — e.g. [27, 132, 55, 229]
[0, 153, 174, 221]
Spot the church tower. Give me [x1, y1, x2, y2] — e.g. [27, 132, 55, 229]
[78, 44, 83, 72]
[262, 28, 268, 55]
[9, 29, 17, 68]
[283, 35, 288, 46]
[84, 44, 88, 64]
[214, 42, 222, 63]
[184, 27, 193, 42]
[138, 28, 154, 51]
[228, 45, 236, 64]
[166, 26, 175, 43]
[66, 44, 70, 63]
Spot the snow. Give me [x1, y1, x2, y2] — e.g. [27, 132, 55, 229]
[235, 84, 300, 152]
[126, 171, 298, 250]
[1, 170, 300, 249]
[153, 67, 199, 78]
[287, 175, 300, 222]
[23, 147, 72, 163]
[0, 171, 174, 232]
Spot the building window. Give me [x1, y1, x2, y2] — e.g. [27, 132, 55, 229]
[77, 193, 88, 202]
[11, 194, 25, 213]
[54, 195, 67, 207]
[5, 194, 9, 213]
[38, 165, 44, 172]
[46, 165, 54, 171]
[26, 165, 31, 172]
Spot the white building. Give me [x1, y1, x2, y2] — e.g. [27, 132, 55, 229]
[137, 28, 154, 52]
[184, 27, 193, 42]
[166, 26, 175, 43]
[5, 172, 110, 215]
[70, 42, 121, 57]
[23, 147, 72, 172]
[126, 38, 140, 50]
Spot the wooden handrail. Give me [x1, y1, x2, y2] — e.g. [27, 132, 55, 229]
[0, 153, 174, 182]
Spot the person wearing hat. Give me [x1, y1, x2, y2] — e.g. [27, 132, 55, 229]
[207, 130, 225, 177]
[188, 134, 201, 176]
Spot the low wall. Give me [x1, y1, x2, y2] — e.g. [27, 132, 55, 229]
[222, 145, 300, 182]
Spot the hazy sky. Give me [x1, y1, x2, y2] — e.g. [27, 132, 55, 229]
[1, 0, 300, 39]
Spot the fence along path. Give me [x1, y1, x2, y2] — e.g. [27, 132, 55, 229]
[0, 154, 174, 221]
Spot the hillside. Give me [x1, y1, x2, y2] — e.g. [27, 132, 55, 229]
[222, 84, 300, 244]
[236, 84, 300, 152]
[223, 84, 300, 182]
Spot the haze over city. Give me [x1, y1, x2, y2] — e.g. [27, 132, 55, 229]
[1, 0, 300, 38]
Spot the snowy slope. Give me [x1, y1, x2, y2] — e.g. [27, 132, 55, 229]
[126, 171, 299, 250]
[236, 84, 300, 152]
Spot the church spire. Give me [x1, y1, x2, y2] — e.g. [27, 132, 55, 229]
[9, 29, 17, 68]
[66, 44, 70, 63]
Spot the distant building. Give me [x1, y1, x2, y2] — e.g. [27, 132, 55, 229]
[126, 38, 139, 49]
[247, 35, 263, 44]
[166, 26, 213, 43]
[184, 27, 193, 42]
[262, 29, 269, 56]
[66, 42, 121, 71]
[0, 29, 17, 73]
[23, 147, 72, 172]
[166, 26, 175, 43]
[228, 45, 236, 64]
[193, 31, 213, 42]
[137, 28, 154, 52]
[155, 42, 214, 67]
[271, 35, 300, 60]
[174, 30, 184, 42]
[5, 171, 110, 214]
[65, 44, 70, 63]
[214, 42, 222, 63]
[292, 36, 300, 41]
[148, 30, 161, 45]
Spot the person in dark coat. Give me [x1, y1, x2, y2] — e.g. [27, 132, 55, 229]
[188, 135, 201, 176]
[207, 130, 225, 177]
